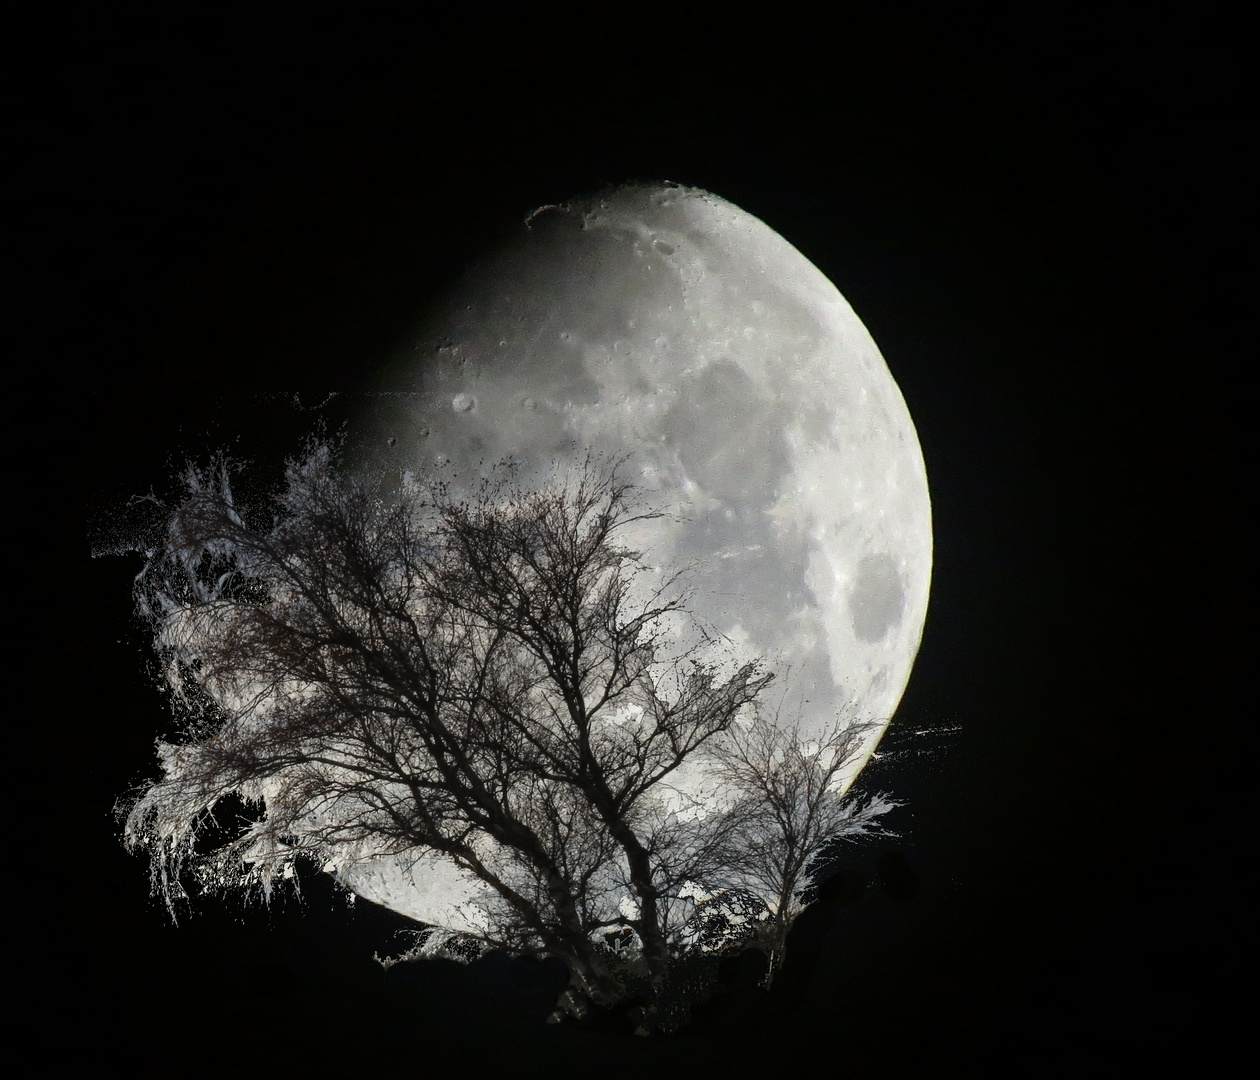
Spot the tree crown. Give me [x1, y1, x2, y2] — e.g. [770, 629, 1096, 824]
[118, 437, 896, 1026]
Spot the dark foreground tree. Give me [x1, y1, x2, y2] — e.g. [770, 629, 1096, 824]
[118, 437, 898, 1027]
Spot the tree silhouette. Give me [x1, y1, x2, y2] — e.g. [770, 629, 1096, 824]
[118, 436, 901, 1028]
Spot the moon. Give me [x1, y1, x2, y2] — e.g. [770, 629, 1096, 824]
[341, 182, 931, 929]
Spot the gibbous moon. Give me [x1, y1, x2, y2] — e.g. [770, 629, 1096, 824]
[345, 182, 931, 929]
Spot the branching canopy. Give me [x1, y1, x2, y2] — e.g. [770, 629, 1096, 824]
[118, 437, 897, 1023]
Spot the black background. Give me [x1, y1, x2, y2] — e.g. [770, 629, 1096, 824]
[29, 4, 1247, 1072]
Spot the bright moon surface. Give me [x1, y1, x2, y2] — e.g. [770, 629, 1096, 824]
[342, 183, 932, 929]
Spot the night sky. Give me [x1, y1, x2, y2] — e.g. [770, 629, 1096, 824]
[38, 6, 1247, 1071]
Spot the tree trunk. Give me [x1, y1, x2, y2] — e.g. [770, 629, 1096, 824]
[547, 950, 626, 1023]
[608, 824, 671, 993]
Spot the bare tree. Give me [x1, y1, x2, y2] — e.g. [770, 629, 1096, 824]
[119, 438, 773, 1019]
[702, 708, 902, 981]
